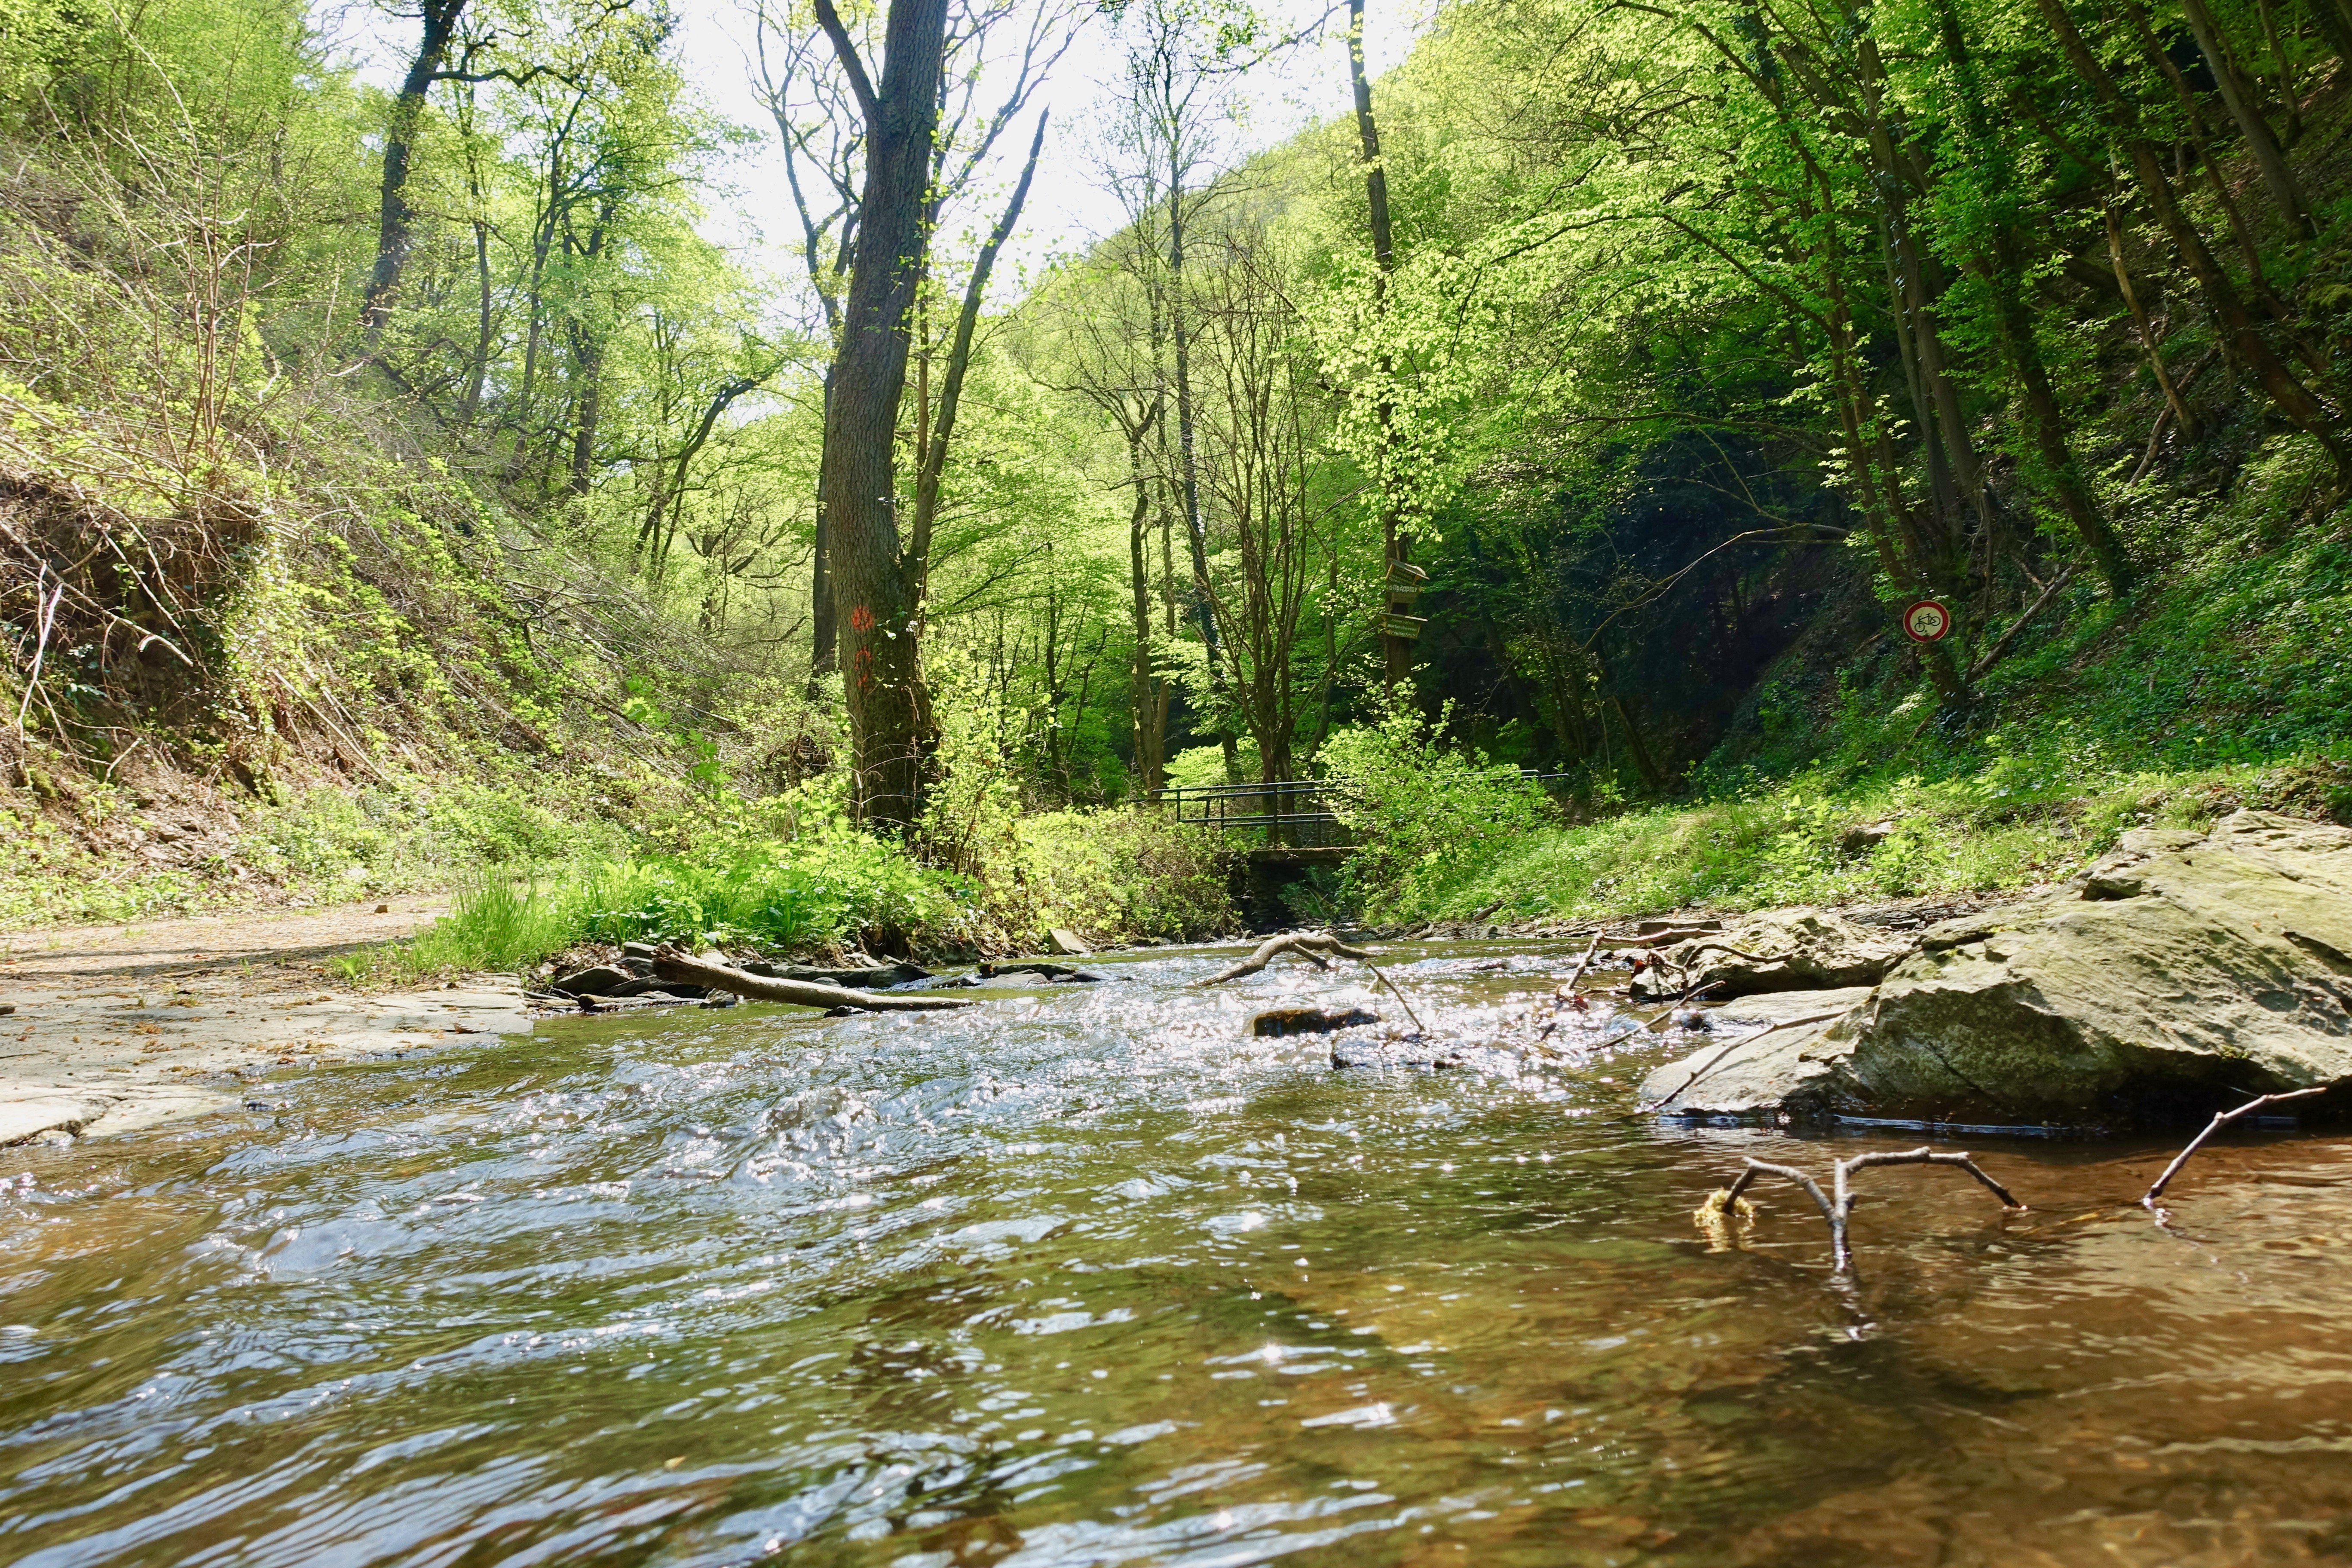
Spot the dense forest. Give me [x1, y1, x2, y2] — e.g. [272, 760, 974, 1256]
[0, 0, 2347, 958]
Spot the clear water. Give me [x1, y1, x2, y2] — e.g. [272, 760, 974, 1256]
[5, 942, 2351, 1566]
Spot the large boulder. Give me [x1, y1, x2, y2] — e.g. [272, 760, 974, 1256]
[1630, 909, 1917, 1001]
[1641, 812, 2352, 1128]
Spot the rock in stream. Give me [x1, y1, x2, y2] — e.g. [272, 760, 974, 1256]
[1643, 811, 2352, 1128]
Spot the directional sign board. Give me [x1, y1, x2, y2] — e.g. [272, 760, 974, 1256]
[1902, 599, 1952, 642]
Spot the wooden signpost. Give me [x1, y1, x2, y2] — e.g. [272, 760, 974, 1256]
[1382, 559, 1427, 645]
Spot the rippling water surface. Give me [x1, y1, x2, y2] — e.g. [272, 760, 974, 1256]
[6, 941, 2352, 1566]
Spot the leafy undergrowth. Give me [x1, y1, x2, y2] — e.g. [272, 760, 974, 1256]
[327, 805, 1237, 985]
[1344, 471, 2352, 926]
[1401, 751, 2349, 927]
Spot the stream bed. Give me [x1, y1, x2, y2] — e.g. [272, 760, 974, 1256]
[5, 940, 2352, 1566]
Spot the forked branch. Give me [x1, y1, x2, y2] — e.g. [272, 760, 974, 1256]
[2142, 1085, 2331, 1209]
[1194, 930, 1426, 1034]
[1194, 931, 1370, 985]
[1704, 1146, 2026, 1273]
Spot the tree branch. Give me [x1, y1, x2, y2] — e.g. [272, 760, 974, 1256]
[811, 0, 881, 125]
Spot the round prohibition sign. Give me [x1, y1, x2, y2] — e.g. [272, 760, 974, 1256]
[1902, 599, 1953, 642]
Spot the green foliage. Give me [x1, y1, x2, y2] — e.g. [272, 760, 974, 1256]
[1341, 505, 2352, 925]
[1320, 690, 1551, 918]
[1015, 808, 1236, 942]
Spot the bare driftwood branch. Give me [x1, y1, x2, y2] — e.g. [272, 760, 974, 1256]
[1196, 930, 1426, 1035]
[979, 961, 1106, 982]
[1556, 929, 1607, 999]
[1598, 926, 1724, 950]
[651, 948, 972, 1012]
[1194, 931, 1371, 986]
[1358, 956, 1425, 1034]
[1706, 1146, 2026, 1273]
[2142, 1085, 2331, 1208]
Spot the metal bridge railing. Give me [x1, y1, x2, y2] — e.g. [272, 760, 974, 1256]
[1153, 770, 1580, 847]
[1154, 779, 1347, 845]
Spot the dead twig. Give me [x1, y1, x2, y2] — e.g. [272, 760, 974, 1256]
[1556, 929, 1606, 999]
[650, 948, 973, 1013]
[2141, 1085, 2331, 1209]
[1358, 956, 1425, 1034]
[1193, 931, 1370, 986]
[1703, 1146, 2026, 1273]
[1195, 929, 1426, 1034]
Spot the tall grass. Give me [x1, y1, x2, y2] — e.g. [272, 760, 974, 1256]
[325, 803, 1241, 986]
[330, 840, 955, 984]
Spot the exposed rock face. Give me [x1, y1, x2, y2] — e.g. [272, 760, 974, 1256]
[0, 1094, 107, 1146]
[1640, 812, 2352, 1128]
[1630, 909, 1917, 1001]
[551, 964, 634, 997]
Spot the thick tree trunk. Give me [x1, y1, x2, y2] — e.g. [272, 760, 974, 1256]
[1347, 0, 1414, 691]
[362, 0, 466, 339]
[2176, 0, 2314, 234]
[816, 0, 951, 832]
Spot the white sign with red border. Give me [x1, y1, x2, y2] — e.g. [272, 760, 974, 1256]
[1903, 599, 1952, 643]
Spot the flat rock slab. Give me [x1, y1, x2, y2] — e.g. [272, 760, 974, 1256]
[0, 1095, 110, 1146]
[1712, 986, 1878, 1029]
[1641, 989, 1874, 1115]
[1642, 812, 2352, 1128]
[1631, 910, 1916, 1000]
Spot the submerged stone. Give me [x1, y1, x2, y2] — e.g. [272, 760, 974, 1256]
[1251, 1005, 1380, 1038]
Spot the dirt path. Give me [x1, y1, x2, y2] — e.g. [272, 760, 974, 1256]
[0, 894, 533, 1146]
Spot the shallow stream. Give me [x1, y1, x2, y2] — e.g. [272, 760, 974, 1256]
[5, 940, 2352, 1565]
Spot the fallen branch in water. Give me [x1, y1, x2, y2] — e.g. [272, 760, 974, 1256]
[979, 961, 1106, 983]
[1556, 930, 1607, 1001]
[650, 948, 974, 1012]
[2141, 1085, 2331, 1209]
[1359, 956, 1425, 1034]
[1195, 930, 1427, 1035]
[1193, 931, 1369, 986]
[1702, 1147, 2026, 1273]
[1641, 1011, 1849, 1111]
[1605, 926, 1726, 949]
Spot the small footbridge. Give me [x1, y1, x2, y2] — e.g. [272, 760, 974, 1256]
[1153, 773, 1573, 927]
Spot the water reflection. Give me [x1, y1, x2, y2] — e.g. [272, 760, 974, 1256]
[3, 942, 2351, 1566]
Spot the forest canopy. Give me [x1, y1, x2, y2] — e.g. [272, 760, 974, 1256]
[1, 0, 2348, 938]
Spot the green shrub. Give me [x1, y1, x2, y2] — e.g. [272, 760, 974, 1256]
[1320, 691, 1552, 919]
[1017, 808, 1236, 943]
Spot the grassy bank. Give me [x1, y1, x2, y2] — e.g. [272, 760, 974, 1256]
[1329, 471, 2352, 927]
[327, 801, 1237, 984]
